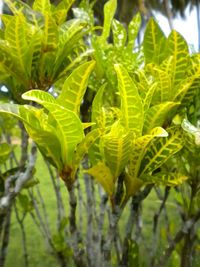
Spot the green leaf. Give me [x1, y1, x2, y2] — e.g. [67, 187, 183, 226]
[54, 19, 87, 77]
[143, 18, 167, 65]
[19, 106, 63, 170]
[84, 161, 115, 196]
[91, 83, 107, 128]
[42, 14, 58, 51]
[115, 64, 143, 136]
[100, 0, 117, 43]
[22, 90, 56, 103]
[22, 91, 84, 165]
[33, 0, 51, 14]
[0, 103, 63, 169]
[57, 61, 95, 114]
[27, 29, 42, 78]
[141, 171, 188, 186]
[143, 83, 157, 112]
[146, 64, 171, 103]
[143, 102, 179, 134]
[139, 127, 183, 176]
[166, 30, 189, 89]
[4, 0, 23, 16]
[72, 128, 102, 179]
[0, 41, 24, 82]
[17, 193, 33, 212]
[172, 70, 200, 105]
[128, 127, 168, 179]
[53, 0, 75, 25]
[0, 103, 24, 122]
[127, 13, 141, 52]
[0, 143, 11, 165]
[101, 121, 133, 179]
[124, 174, 143, 199]
[5, 14, 29, 78]
[112, 19, 127, 48]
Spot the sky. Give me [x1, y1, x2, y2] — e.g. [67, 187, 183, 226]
[155, 6, 199, 52]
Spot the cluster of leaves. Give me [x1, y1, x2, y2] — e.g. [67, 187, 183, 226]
[0, 0, 200, 206]
[0, 0, 92, 102]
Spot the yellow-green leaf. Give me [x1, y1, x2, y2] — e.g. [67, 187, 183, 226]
[57, 61, 95, 114]
[128, 127, 168, 178]
[143, 101, 179, 134]
[115, 64, 143, 136]
[101, 121, 133, 179]
[139, 127, 183, 177]
[84, 162, 115, 196]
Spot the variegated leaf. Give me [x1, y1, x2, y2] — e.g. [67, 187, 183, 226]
[91, 83, 107, 128]
[143, 83, 157, 111]
[53, 0, 75, 25]
[71, 128, 103, 179]
[0, 42, 24, 83]
[143, 101, 179, 134]
[19, 106, 63, 170]
[146, 64, 171, 103]
[5, 14, 29, 77]
[22, 91, 84, 165]
[140, 172, 188, 186]
[101, 121, 133, 179]
[128, 127, 168, 178]
[127, 13, 141, 52]
[42, 14, 58, 51]
[112, 19, 127, 48]
[173, 69, 200, 105]
[57, 61, 95, 114]
[166, 30, 189, 89]
[33, 0, 51, 14]
[114, 64, 143, 136]
[139, 127, 183, 177]
[100, 0, 117, 44]
[143, 18, 167, 65]
[22, 90, 56, 103]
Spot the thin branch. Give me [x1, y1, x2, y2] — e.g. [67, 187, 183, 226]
[14, 203, 29, 267]
[0, 206, 11, 267]
[156, 209, 200, 267]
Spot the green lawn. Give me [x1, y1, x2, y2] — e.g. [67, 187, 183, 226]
[4, 151, 200, 267]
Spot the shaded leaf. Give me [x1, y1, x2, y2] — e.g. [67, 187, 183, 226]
[84, 162, 114, 196]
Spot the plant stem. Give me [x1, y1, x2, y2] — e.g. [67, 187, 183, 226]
[0, 206, 11, 267]
[156, 209, 200, 267]
[14, 203, 29, 267]
[67, 185, 87, 267]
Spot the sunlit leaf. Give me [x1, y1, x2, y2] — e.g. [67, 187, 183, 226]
[143, 18, 167, 65]
[57, 61, 95, 114]
[143, 102, 179, 134]
[100, 0, 117, 43]
[101, 121, 133, 179]
[128, 127, 168, 178]
[112, 19, 127, 48]
[139, 127, 183, 176]
[115, 64, 143, 136]
[127, 13, 141, 52]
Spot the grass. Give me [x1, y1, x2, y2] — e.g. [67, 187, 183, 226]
[3, 151, 200, 267]
[5, 151, 68, 267]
